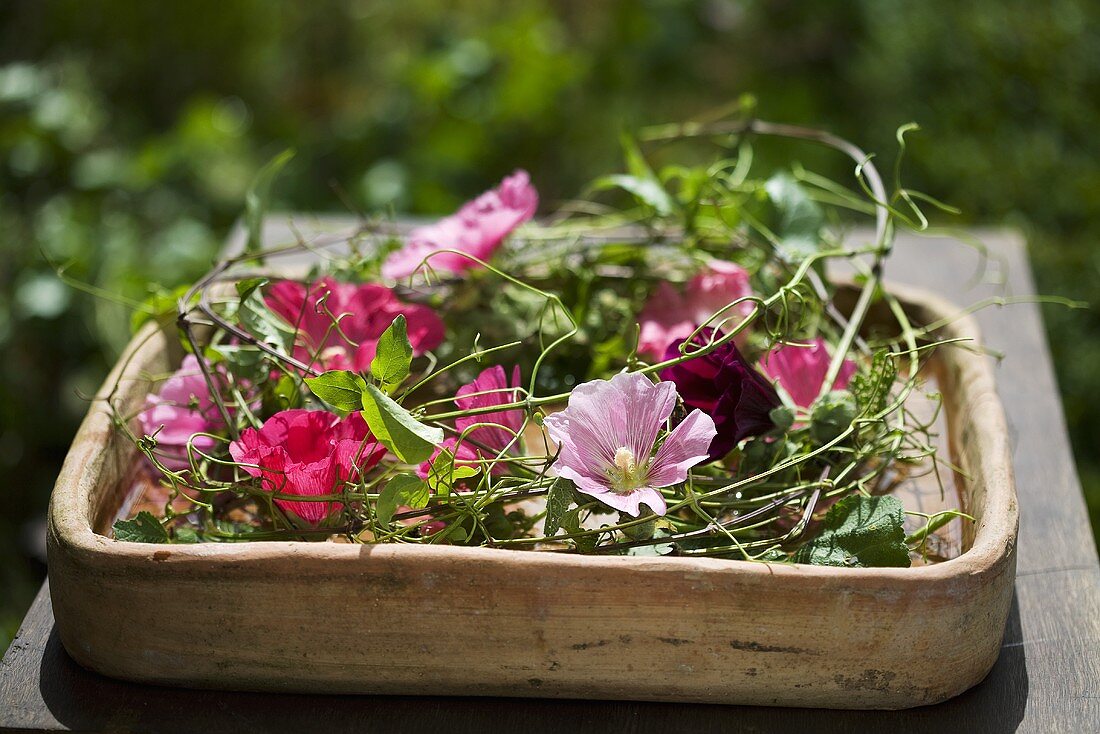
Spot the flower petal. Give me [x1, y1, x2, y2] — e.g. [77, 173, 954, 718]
[648, 409, 717, 487]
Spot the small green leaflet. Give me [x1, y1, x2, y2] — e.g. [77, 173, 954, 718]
[425, 447, 478, 496]
[306, 370, 367, 413]
[376, 473, 430, 526]
[244, 149, 294, 257]
[113, 511, 170, 544]
[543, 477, 575, 537]
[360, 383, 444, 464]
[370, 314, 412, 393]
[795, 495, 911, 568]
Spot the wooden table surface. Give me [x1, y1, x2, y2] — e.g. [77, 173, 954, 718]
[3, 223, 1099, 732]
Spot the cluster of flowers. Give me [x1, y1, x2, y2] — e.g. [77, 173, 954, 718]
[139, 170, 854, 528]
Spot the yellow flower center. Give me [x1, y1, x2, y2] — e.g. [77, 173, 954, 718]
[608, 446, 645, 494]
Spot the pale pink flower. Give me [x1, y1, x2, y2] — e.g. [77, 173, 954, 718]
[229, 409, 385, 526]
[139, 355, 225, 471]
[760, 337, 858, 408]
[382, 170, 538, 280]
[637, 260, 755, 360]
[265, 276, 444, 372]
[543, 372, 716, 517]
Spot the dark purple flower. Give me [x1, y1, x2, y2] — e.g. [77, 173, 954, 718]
[659, 328, 781, 461]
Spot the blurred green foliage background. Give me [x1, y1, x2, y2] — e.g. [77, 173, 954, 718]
[1, 0, 1097, 647]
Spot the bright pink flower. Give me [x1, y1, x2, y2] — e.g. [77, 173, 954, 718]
[543, 372, 716, 517]
[265, 276, 444, 372]
[637, 260, 755, 360]
[760, 337, 858, 408]
[382, 170, 538, 280]
[139, 355, 225, 471]
[229, 409, 385, 525]
[455, 365, 524, 455]
[418, 365, 524, 478]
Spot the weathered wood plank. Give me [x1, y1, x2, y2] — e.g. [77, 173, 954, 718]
[3, 224, 1098, 732]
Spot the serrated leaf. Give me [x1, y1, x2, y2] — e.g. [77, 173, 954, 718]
[795, 495, 911, 568]
[113, 511, 170, 544]
[306, 370, 366, 413]
[543, 477, 575, 536]
[360, 383, 443, 464]
[370, 314, 412, 393]
[376, 473, 429, 526]
[244, 150, 294, 257]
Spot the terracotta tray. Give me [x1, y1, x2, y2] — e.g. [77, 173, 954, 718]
[46, 281, 1017, 709]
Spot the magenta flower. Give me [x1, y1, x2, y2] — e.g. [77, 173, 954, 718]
[265, 277, 445, 372]
[637, 260, 755, 360]
[139, 355, 226, 471]
[543, 372, 716, 517]
[382, 170, 538, 280]
[760, 337, 857, 408]
[418, 365, 524, 479]
[660, 329, 782, 461]
[229, 409, 385, 525]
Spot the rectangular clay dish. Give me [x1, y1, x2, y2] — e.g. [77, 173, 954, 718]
[46, 281, 1017, 709]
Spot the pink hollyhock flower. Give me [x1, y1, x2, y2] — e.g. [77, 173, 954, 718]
[760, 337, 858, 409]
[637, 260, 755, 360]
[229, 409, 385, 525]
[265, 276, 445, 372]
[139, 355, 226, 471]
[382, 170, 538, 280]
[543, 372, 716, 517]
[418, 365, 524, 479]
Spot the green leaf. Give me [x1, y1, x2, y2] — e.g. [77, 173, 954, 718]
[235, 277, 270, 300]
[588, 174, 674, 217]
[625, 527, 675, 556]
[795, 495, 911, 568]
[425, 447, 479, 496]
[543, 477, 575, 536]
[370, 314, 412, 393]
[270, 373, 302, 411]
[809, 390, 857, 445]
[113, 511, 170, 544]
[131, 284, 190, 333]
[209, 344, 266, 382]
[376, 473, 429, 526]
[764, 172, 824, 261]
[239, 287, 295, 351]
[360, 382, 443, 464]
[244, 149, 294, 257]
[561, 509, 598, 553]
[306, 370, 366, 413]
[174, 527, 201, 544]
